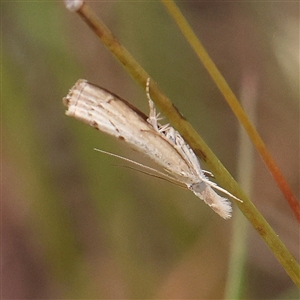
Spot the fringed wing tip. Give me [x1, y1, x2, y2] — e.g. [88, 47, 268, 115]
[194, 186, 233, 219]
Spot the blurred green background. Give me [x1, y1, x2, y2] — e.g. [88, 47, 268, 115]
[3, 1, 299, 299]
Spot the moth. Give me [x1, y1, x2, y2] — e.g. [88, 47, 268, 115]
[63, 79, 241, 219]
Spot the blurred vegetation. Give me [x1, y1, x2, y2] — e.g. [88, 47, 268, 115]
[3, 1, 299, 299]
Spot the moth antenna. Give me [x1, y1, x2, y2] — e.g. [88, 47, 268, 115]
[119, 165, 187, 189]
[94, 148, 185, 188]
[146, 78, 151, 101]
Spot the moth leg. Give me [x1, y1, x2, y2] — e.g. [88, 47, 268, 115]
[203, 170, 214, 178]
[146, 78, 162, 131]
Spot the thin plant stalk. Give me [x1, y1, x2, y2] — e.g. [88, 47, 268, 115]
[224, 72, 258, 299]
[161, 0, 300, 223]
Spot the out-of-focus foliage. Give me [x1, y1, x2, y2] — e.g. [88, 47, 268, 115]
[3, 1, 299, 299]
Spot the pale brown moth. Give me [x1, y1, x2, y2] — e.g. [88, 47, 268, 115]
[63, 79, 241, 219]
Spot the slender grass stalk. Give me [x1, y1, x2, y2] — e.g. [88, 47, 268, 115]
[225, 72, 258, 299]
[63, 0, 300, 287]
[161, 0, 300, 223]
